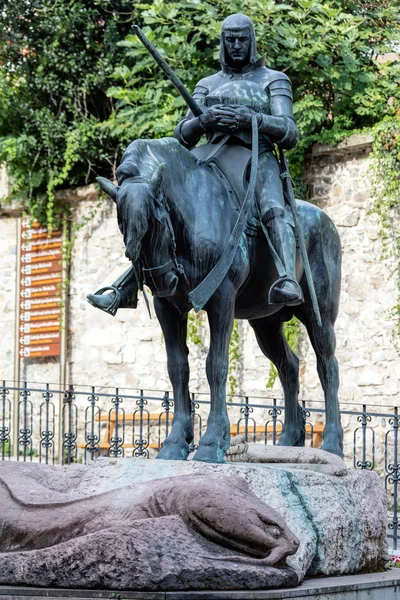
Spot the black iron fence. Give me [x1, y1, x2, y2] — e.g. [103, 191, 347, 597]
[1, 380, 398, 549]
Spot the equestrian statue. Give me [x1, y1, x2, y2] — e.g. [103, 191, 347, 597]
[87, 14, 343, 462]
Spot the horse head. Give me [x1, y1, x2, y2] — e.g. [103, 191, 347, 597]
[97, 164, 181, 298]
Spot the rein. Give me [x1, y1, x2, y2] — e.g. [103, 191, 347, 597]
[130, 175, 187, 290]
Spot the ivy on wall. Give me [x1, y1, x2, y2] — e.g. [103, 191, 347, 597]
[370, 112, 400, 349]
[0, 0, 134, 227]
[228, 320, 240, 397]
[187, 310, 205, 348]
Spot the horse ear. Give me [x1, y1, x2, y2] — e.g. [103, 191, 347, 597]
[150, 163, 166, 200]
[96, 177, 118, 202]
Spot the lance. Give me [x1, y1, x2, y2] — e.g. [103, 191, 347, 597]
[133, 25, 322, 325]
[132, 25, 203, 118]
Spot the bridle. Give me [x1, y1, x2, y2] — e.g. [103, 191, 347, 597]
[129, 175, 187, 294]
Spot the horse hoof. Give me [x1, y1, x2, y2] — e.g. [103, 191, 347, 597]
[157, 441, 189, 461]
[321, 439, 344, 458]
[321, 428, 344, 458]
[192, 444, 226, 464]
[277, 428, 305, 448]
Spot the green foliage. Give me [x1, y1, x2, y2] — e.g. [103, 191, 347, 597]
[228, 320, 240, 397]
[0, 0, 134, 223]
[107, 0, 400, 193]
[186, 314, 241, 396]
[370, 111, 400, 350]
[1, 1, 399, 221]
[266, 317, 301, 388]
[187, 309, 205, 347]
[1, 441, 10, 456]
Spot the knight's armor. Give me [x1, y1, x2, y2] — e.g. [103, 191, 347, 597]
[175, 58, 298, 152]
[87, 13, 303, 315]
[174, 13, 303, 306]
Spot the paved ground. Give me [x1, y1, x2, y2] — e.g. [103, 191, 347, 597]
[0, 569, 399, 600]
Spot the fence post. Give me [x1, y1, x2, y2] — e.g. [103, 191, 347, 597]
[133, 390, 149, 457]
[386, 407, 399, 551]
[85, 386, 100, 461]
[62, 384, 77, 465]
[0, 381, 11, 460]
[265, 399, 282, 445]
[158, 391, 174, 450]
[18, 381, 32, 462]
[189, 392, 201, 452]
[40, 383, 55, 464]
[354, 404, 374, 470]
[109, 388, 125, 458]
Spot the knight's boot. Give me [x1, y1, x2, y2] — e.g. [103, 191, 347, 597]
[261, 209, 304, 307]
[87, 266, 138, 317]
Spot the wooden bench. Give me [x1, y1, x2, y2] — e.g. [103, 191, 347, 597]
[230, 421, 324, 449]
[78, 413, 324, 452]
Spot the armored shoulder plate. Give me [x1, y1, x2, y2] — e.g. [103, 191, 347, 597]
[246, 66, 291, 94]
[192, 73, 223, 104]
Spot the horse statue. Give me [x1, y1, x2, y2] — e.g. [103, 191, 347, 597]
[97, 136, 343, 463]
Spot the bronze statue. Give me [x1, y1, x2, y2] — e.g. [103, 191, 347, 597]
[88, 14, 304, 314]
[88, 14, 343, 462]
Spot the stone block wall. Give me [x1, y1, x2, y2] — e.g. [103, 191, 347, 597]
[0, 217, 17, 381]
[301, 135, 399, 409]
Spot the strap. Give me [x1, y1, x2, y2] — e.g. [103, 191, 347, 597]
[142, 259, 175, 278]
[189, 114, 259, 311]
[111, 265, 138, 289]
[204, 135, 230, 162]
[260, 221, 287, 279]
[278, 147, 322, 327]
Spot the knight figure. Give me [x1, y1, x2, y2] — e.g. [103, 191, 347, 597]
[87, 13, 304, 315]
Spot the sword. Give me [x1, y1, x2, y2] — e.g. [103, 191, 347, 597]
[278, 148, 322, 327]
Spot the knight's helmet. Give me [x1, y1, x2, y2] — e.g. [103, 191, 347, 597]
[219, 13, 258, 69]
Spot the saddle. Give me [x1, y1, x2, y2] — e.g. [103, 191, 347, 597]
[191, 141, 251, 211]
[191, 141, 262, 238]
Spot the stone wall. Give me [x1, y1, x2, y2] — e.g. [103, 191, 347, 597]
[0, 216, 17, 381]
[301, 135, 399, 408]
[0, 135, 399, 433]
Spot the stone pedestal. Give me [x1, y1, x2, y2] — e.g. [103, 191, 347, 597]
[0, 452, 388, 591]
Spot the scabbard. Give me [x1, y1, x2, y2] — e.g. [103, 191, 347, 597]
[279, 148, 322, 327]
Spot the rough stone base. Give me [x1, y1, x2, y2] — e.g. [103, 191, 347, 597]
[0, 457, 388, 591]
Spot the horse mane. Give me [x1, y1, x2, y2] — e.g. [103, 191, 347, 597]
[116, 137, 201, 186]
[115, 136, 235, 273]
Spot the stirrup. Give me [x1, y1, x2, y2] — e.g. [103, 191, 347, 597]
[268, 277, 303, 306]
[87, 286, 121, 317]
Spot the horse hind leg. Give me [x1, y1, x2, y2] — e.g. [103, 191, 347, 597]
[300, 311, 343, 457]
[249, 318, 305, 447]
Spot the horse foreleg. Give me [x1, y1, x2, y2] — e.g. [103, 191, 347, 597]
[193, 281, 234, 463]
[154, 297, 193, 461]
[249, 317, 305, 447]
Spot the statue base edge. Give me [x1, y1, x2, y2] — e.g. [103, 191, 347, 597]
[0, 570, 399, 599]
